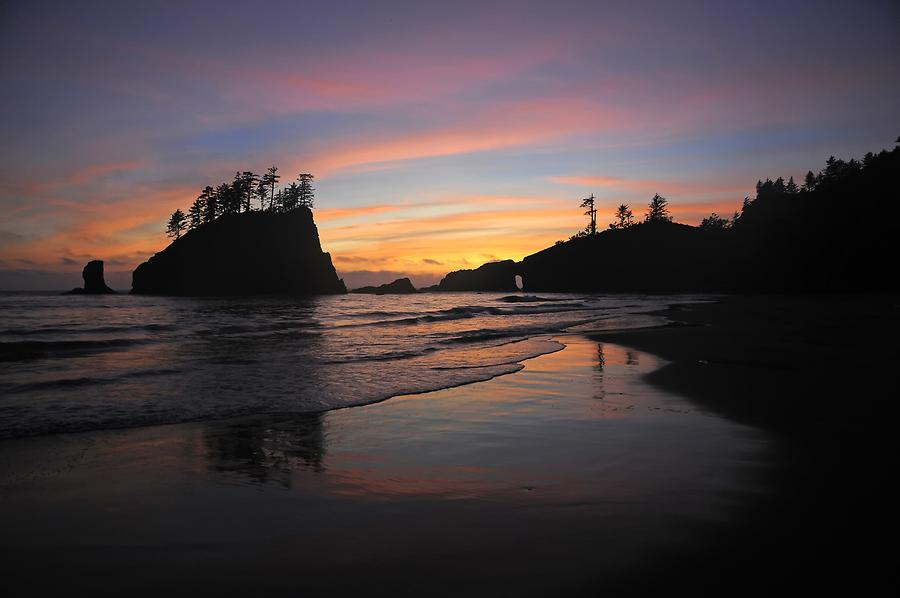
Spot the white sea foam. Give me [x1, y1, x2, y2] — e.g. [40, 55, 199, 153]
[0, 291, 707, 438]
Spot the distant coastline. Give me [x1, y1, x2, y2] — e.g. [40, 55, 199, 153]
[435, 142, 900, 294]
[13, 140, 898, 297]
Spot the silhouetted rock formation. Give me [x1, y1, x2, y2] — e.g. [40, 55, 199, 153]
[65, 260, 116, 294]
[440, 144, 900, 294]
[351, 277, 417, 294]
[521, 221, 729, 292]
[132, 208, 346, 295]
[721, 150, 899, 292]
[437, 260, 519, 292]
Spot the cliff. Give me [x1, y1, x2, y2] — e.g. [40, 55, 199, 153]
[131, 208, 346, 295]
[65, 260, 116, 294]
[520, 222, 732, 293]
[436, 260, 519, 292]
[351, 277, 417, 294]
[438, 146, 900, 294]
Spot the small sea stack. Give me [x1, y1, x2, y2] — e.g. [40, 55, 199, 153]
[350, 277, 417, 294]
[64, 260, 116, 295]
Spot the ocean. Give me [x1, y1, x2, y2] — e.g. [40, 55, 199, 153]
[0, 292, 704, 439]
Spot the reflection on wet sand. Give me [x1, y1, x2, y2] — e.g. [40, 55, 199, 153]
[305, 336, 762, 506]
[204, 413, 327, 487]
[197, 336, 763, 510]
[1, 336, 771, 596]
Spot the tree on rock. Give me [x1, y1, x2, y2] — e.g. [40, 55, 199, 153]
[786, 176, 799, 194]
[699, 213, 730, 230]
[281, 182, 300, 211]
[218, 181, 240, 215]
[261, 166, 279, 210]
[580, 194, 597, 235]
[188, 197, 205, 230]
[644, 194, 671, 223]
[803, 170, 817, 192]
[166, 209, 187, 239]
[610, 204, 634, 229]
[238, 171, 258, 212]
[199, 186, 215, 223]
[298, 173, 315, 209]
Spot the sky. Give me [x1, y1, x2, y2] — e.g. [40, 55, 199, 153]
[1, 0, 898, 290]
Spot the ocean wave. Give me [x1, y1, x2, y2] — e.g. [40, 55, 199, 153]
[315, 346, 438, 365]
[499, 302, 588, 314]
[335, 305, 500, 327]
[0, 323, 175, 337]
[337, 302, 597, 328]
[0, 338, 151, 362]
[5, 367, 184, 394]
[0, 337, 563, 440]
[337, 309, 418, 319]
[438, 316, 613, 344]
[0, 292, 691, 440]
[497, 295, 571, 303]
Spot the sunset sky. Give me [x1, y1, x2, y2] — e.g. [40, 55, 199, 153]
[1, 0, 898, 289]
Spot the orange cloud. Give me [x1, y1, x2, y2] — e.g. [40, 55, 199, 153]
[317, 192, 746, 279]
[315, 204, 407, 222]
[3, 184, 194, 271]
[24, 161, 146, 194]
[318, 195, 583, 275]
[275, 96, 627, 177]
[549, 175, 748, 197]
[308, 127, 551, 176]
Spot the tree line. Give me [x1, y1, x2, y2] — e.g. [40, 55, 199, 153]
[725, 146, 897, 229]
[567, 192, 673, 242]
[567, 141, 899, 239]
[166, 168, 315, 239]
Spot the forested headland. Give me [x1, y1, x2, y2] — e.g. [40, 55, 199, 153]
[441, 139, 900, 293]
[164, 168, 315, 240]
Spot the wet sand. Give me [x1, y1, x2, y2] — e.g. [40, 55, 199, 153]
[590, 293, 900, 594]
[1, 336, 770, 597]
[3, 293, 896, 596]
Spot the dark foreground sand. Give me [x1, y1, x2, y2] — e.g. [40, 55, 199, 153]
[590, 293, 900, 595]
[1, 294, 897, 596]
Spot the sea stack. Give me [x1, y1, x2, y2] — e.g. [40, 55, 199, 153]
[65, 260, 116, 294]
[436, 260, 519, 292]
[350, 277, 417, 294]
[131, 208, 346, 296]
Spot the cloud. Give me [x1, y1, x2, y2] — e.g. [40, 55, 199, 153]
[0, 184, 192, 274]
[2, 1, 893, 283]
[0, 229, 25, 248]
[548, 175, 748, 197]
[318, 196, 584, 275]
[257, 94, 630, 178]
[333, 255, 379, 264]
[315, 204, 406, 223]
[23, 160, 146, 194]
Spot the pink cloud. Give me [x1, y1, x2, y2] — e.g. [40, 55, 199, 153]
[549, 175, 749, 198]
[23, 160, 146, 194]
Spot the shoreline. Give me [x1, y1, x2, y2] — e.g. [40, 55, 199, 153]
[590, 292, 900, 434]
[2, 294, 896, 594]
[1, 334, 769, 597]
[590, 292, 899, 593]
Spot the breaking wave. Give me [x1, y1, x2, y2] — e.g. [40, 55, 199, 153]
[0, 291, 705, 439]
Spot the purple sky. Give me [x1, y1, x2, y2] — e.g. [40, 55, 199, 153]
[1, 0, 898, 289]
